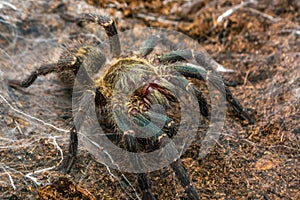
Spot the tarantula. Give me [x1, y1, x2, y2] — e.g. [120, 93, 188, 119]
[8, 13, 254, 200]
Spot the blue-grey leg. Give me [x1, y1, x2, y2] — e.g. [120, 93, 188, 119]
[132, 113, 200, 199]
[170, 62, 255, 124]
[113, 110, 156, 200]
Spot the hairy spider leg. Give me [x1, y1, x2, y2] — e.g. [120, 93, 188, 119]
[158, 50, 193, 63]
[191, 85, 210, 117]
[138, 173, 156, 200]
[170, 160, 200, 200]
[169, 61, 255, 124]
[7, 57, 77, 88]
[8, 13, 119, 89]
[131, 112, 170, 142]
[156, 49, 236, 87]
[61, 13, 121, 57]
[139, 34, 178, 57]
[131, 113, 200, 200]
[60, 89, 98, 173]
[60, 127, 78, 173]
[148, 111, 177, 139]
[113, 110, 156, 200]
[163, 73, 210, 118]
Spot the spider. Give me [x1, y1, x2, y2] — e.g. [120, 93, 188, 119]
[8, 13, 255, 200]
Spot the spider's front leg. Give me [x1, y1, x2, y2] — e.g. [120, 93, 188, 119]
[132, 113, 200, 200]
[113, 110, 156, 200]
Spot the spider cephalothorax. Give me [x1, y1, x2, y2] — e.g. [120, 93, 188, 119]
[8, 13, 255, 200]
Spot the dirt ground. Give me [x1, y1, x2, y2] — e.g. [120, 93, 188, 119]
[0, 0, 299, 199]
